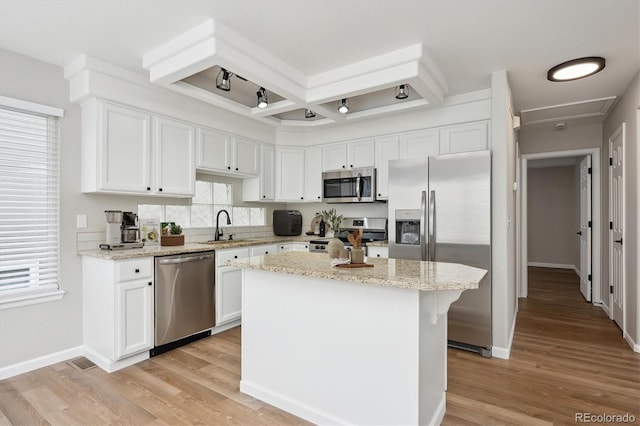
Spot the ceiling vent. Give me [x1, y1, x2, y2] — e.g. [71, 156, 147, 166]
[520, 96, 616, 126]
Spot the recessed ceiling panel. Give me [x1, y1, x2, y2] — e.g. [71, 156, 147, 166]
[520, 96, 616, 125]
[273, 109, 325, 121]
[181, 65, 285, 108]
[319, 85, 420, 114]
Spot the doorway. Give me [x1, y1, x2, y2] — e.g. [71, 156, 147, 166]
[520, 148, 602, 304]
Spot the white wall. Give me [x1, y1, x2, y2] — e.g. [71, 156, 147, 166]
[490, 70, 518, 357]
[0, 48, 277, 369]
[602, 71, 639, 349]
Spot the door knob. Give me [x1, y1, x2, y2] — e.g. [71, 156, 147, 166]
[576, 231, 582, 235]
[614, 239, 623, 244]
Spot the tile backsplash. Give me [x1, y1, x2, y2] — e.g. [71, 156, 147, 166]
[76, 225, 275, 251]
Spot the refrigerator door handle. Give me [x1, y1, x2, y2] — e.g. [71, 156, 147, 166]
[428, 190, 436, 261]
[356, 173, 362, 201]
[420, 190, 427, 261]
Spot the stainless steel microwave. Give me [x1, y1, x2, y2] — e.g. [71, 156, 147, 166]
[322, 167, 377, 203]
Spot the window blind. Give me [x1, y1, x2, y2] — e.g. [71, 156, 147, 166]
[0, 106, 60, 295]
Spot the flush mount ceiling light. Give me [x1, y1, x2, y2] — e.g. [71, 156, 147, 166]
[256, 87, 268, 109]
[337, 98, 349, 114]
[547, 57, 606, 82]
[395, 84, 409, 99]
[304, 109, 316, 119]
[216, 68, 232, 91]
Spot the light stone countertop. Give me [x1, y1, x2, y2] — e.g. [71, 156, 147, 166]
[77, 236, 315, 260]
[367, 240, 388, 247]
[229, 251, 486, 292]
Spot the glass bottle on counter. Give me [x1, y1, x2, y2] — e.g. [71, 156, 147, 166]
[319, 219, 326, 237]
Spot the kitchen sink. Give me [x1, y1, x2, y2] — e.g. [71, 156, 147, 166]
[199, 239, 251, 245]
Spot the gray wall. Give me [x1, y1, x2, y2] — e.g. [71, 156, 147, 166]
[602, 71, 639, 346]
[527, 166, 580, 268]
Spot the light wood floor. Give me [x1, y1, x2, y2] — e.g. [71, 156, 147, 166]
[1, 267, 638, 425]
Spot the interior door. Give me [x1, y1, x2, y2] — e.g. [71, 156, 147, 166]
[579, 155, 592, 302]
[609, 125, 625, 329]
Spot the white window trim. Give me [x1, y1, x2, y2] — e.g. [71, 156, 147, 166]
[0, 97, 65, 309]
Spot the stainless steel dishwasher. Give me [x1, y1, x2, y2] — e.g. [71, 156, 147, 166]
[152, 252, 215, 355]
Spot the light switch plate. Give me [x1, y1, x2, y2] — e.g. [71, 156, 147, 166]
[76, 214, 87, 229]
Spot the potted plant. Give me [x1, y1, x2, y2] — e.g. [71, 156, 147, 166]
[319, 208, 345, 258]
[161, 223, 185, 246]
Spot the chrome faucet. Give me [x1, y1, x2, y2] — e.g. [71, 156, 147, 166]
[215, 209, 231, 241]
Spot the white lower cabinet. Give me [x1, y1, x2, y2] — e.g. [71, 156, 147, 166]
[250, 244, 279, 256]
[367, 246, 389, 259]
[216, 248, 250, 326]
[278, 243, 310, 253]
[82, 256, 154, 371]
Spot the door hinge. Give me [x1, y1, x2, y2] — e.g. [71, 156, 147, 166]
[588, 274, 592, 281]
[588, 220, 592, 228]
[610, 286, 614, 294]
[610, 221, 613, 230]
[609, 157, 613, 166]
[588, 167, 592, 174]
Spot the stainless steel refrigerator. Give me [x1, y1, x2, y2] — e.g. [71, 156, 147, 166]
[388, 151, 492, 357]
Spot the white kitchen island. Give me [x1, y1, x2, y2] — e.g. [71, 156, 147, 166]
[229, 252, 487, 426]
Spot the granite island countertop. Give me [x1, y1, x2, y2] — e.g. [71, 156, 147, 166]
[77, 235, 316, 260]
[229, 251, 486, 292]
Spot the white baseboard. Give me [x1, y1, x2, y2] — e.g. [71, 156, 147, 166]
[429, 393, 446, 426]
[624, 332, 640, 353]
[241, 379, 351, 425]
[528, 262, 577, 270]
[0, 345, 83, 380]
[83, 346, 149, 373]
[492, 312, 518, 360]
[600, 302, 611, 318]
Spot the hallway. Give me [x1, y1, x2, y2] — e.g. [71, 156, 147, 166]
[443, 267, 640, 425]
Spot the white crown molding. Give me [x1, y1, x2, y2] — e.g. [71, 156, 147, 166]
[142, 18, 449, 128]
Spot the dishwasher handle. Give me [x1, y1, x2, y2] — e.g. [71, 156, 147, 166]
[157, 253, 214, 265]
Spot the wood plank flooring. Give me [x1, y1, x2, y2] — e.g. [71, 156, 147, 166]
[1, 266, 638, 425]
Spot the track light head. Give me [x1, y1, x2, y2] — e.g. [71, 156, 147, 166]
[395, 84, 409, 100]
[216, 68, 231, 91]
[257, 87, 268, 109]
[304, 109, 316, 119]
[337, 98, 349, 114]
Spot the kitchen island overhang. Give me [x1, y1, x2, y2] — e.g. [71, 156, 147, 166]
[230, 252, 487, 426]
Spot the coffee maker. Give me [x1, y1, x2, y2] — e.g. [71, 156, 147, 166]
[100, 210, 144, 250]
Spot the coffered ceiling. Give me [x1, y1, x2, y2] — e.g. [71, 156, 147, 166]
[1, 0, 638, 129]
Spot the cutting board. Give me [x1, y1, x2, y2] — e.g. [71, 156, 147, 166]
[335, 263, 374, 268]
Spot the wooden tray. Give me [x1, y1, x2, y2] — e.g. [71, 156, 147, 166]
[335, 263, 373, 268]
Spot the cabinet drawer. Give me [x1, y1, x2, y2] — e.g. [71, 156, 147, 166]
[250, 244, 279, 256]
[115, 258, 153, 282]
[217, 248, 250, 266]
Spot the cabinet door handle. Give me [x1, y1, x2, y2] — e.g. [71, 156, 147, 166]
[227, 166, 231, 170]
[377, 254, 380, 257]
[148, 282, 152, 286]
[135, 268, 140, 273]
[317, 196, 321, 199]
[342, 165, 345, 168]
[158, 188, 163, 192]
[263, 195, 266, 198]
[235, 167, 238, 171]
[350, 164, 353, 167]
[146, 187, 151, 191]
[300, 196, 304, 200]
[234, 255, 238, 258]
[378, 193, 381, 196]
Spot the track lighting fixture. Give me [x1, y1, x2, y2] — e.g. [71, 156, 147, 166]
[337, 98, 349, 114]
[256, 87, 268, 109]
[395, 84, 409, 100]
[304, 109, 316, 119]
[216, 68, 232, 91]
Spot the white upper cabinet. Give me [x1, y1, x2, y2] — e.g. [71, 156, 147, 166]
[275, 147, 305, 201]
[322, 138, 375, 171]
[196, 127, 231, 171]
[153, 117, 196, 197]
[81, 99, 195, 197]
[398, 129, 439, 159]
[243, 143, 275, 202]
[275, 146, 322, 202]
[374, 135, 399, 200]
[304, 146, 323, 202]
[197, 128, 259, 177]
[439, 122, 488, 155]
[233, 136, 260, 176]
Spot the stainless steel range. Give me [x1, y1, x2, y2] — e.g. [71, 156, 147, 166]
[308, 217, 387, 254]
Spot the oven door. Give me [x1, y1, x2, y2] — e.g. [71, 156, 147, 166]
[322, 168, 376, 203]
